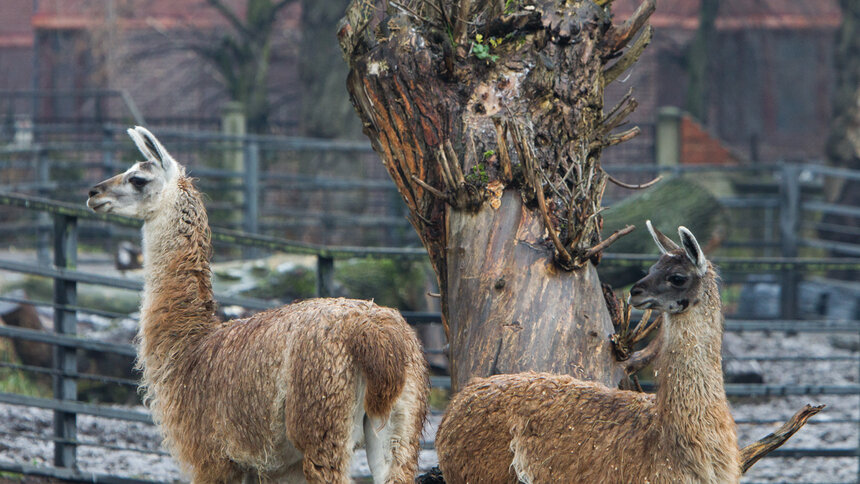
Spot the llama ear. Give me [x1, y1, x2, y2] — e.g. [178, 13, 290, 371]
[678, 226, 708, 276]
[127, 126, 178, 177]
[646, 220, 679, 254]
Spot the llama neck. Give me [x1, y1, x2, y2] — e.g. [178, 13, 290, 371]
[139, 177, 217, 357]
[655, 274, 730, 439]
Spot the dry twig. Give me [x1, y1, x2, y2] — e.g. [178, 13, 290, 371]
[604, 26, 653, 85]
[606, 173, 662, 190]
[493, 118, 513, 182]
[582, 224, 635, 261]
[607, 0, 656, 53]
[411, 174, 447, 199]
[740, 404, 825, 473]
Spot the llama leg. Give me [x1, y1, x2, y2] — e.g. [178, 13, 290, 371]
[190, 458, 243, 484]
[374, 364, 427, 484]
[286, 368, 357, 484]
[364, 413, 395, 483]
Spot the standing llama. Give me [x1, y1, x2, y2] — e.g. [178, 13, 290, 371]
[87, 126, 429, 484]
[436, 221, 739, 483]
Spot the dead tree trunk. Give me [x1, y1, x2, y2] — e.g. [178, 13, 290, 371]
[339, 0, 654, 390]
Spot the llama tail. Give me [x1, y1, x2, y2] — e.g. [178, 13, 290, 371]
[346, 307, 418, 419]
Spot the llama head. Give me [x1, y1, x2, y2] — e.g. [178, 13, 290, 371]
[87, 126, 183, 220]
[628, 220, 709, 314]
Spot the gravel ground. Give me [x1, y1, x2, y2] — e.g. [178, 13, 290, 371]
[0, 330, 856, 483]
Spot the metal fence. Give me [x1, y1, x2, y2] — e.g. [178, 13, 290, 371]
[0, 192, 857, 482]
[0, 123, 413, 253]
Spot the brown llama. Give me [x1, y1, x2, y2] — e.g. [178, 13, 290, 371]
[436, 221, 739, 484]
[87, 126, 429, 484]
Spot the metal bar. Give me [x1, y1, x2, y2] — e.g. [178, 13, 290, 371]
[804, 163, 860, 182]
[0, 258, 275, 310]
[0, 293, 129, 320]
[725, 355, 860, 362]
[0, 392, 153, 423]
[52, 214, 77, 468]
[803, 200, 860, 218]
[724, 320, 859, 333]
[735, 418, 860, 425]
[0, 326, 136, 357]
[717, 197, 780, 208]
[0, 429, 169, 456]
[316, 256, 334, 298]
[801, 238, 860, 257]
[763, 448, 859, 458]
[0, 360, 138, 387]
[600, 254, 860, 271]
[0, 460, 162, 484]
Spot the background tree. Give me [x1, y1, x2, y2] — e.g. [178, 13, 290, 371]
[300, 0, 364, 138]
[684, 0, 719, 122]
[187, 0, 296, 132]
[822, 0, 860, 256]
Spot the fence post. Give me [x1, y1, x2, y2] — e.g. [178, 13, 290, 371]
[244, 140, 260, 234]
[221, 102, 246, 230]
[655, 106, 682, 168]
[52, 214, 78, 469]
[101, 125, 115, 243]
[243, 140, 260, 259]
[317, 255, 334, 298]
[779, 163, 799, 319]
[36, 146, 50, 265]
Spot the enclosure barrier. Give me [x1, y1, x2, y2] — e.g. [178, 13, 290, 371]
[0, 193, 857, 483]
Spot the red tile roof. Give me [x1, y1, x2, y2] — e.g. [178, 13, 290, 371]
[679, 114, 740, 165]
[0, 0, 35, 47]
[28, 0, 298, 31]
[611, 0, 841, 30]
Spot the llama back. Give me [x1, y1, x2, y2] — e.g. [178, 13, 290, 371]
[438, 372, 660, 484]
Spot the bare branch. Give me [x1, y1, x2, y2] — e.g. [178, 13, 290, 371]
[535, 177, 573, 266]
[206, 0, 252, 38]
[272, 0, 297, 12]
[606, 173, 662, 190]
[391, 0, 440, 26]
[601, 98, 639, 134]
[623, 332, 661, 375]
[493, 118, 513, 183]
[604, 88, 634, 123]
[591, 126, 641, 150]
[454, 0, 474, 45]
[444, 140, 467, 186]
[604, 26, 653, 85]
[411, 175, 447, 200]
[606, 0, 655, 53]
[582, 224, 635, 260]
[437, 147, 457, 189]
[632, 313, 661, 344]
[740, 404, 825, 473]
[604, 127, 641, 147]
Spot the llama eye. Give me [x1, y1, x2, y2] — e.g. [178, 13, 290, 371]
[129, 177, 149, 189]
[668, 274, 688, 286]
